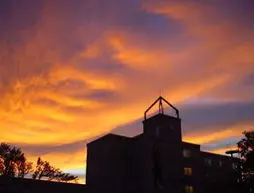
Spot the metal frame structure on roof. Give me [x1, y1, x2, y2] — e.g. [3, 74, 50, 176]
[144, 96, 179, 120]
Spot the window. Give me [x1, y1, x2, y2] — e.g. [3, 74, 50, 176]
[183, 149, 191, 158]
[205, 159, 212, 166]
[219, 161, 223, 167]
[185, 186, 194, 193]
[184, 167, 192, 175]
[232, 162, 237, 169]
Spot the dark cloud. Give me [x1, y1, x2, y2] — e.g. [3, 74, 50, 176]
[180, 100, 254, 134]
[0, 0, 43, 37]
[85, 89, 119, 103]
[201, 136, 241, 152]
[202, 73, 254, 102]
[113, 100, 254, 139]
[77, 58, 129, 75]
[112, 119, 142, 137]
[212, 0, 254, 27]
[243, 73, 254, 86]
[15, 139, 88, 156]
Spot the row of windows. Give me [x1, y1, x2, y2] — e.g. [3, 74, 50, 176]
[183, 149, 237, 169]
[205, 158, 237, 169]
[185, 186, 194, 193]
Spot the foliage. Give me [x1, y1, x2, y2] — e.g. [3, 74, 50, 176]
[237, 130, 254, 190]
[0, 143, 33, 177]
[0, 143, 78, 183]
[0, 156, 5, 175]
[32, 157, 78, 182]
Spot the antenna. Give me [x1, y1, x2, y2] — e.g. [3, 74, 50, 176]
[158, 98, 164, 114]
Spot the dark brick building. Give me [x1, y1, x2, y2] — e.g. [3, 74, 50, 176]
[86, 96, 240, 193]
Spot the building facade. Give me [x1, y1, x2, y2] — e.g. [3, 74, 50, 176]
[86, 96, 240, 193]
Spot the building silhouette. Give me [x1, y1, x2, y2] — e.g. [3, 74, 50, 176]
[0, 96, 240, 193]
[87, 96, 240, 193]
[0, 176, 86, 193]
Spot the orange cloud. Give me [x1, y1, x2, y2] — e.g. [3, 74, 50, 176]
[209, 146, 239, 155]
[108, 34, 173, 70]
[27, 148, 87, 171]
[183, 127, 243, 145]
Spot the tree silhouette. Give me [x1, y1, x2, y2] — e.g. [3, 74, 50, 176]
[0, 143, 33, 177]
[0, 156, 5, 175]
[16, 154, 33, 178]
[237, 130, 254, 192]
[0, 143, 78, 183]
[32, 157, 78, 182]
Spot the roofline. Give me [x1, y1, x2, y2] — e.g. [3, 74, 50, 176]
[142, 113, 181, 123]
[0, 176, 86, 186]
[200, 150, 240, 160]
[182, 141, 201, 147]
[87, 133, 131, 146]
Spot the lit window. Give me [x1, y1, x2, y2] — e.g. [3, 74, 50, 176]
[184, 167, 192, 175]
[183, 149, 191, 158]
[185, 186, 194, 193]
[205, 159, 212, 166]
[232, 162, 237, 169]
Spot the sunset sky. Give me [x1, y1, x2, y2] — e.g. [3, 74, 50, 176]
[0, 0, 254, 183]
